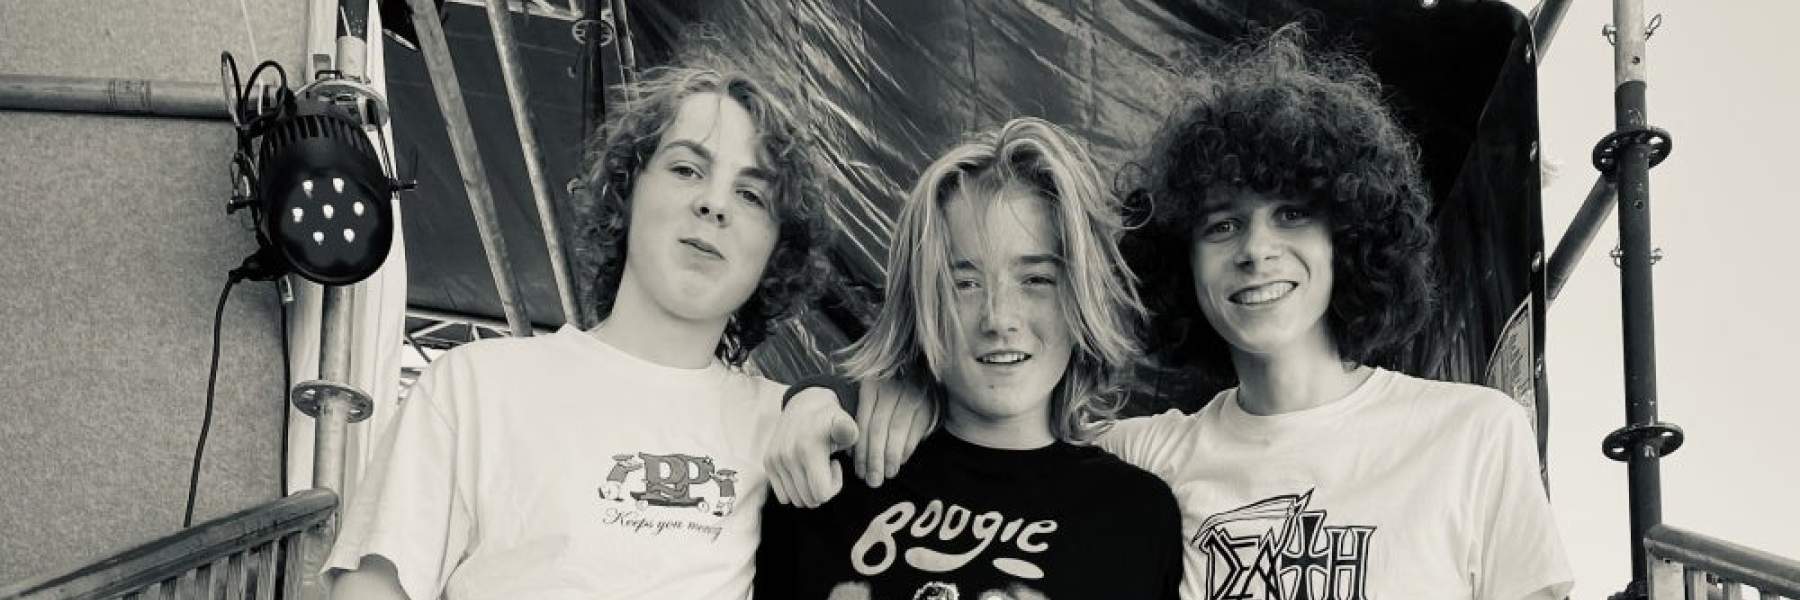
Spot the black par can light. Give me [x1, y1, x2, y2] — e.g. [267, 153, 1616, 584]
[254, 98, 394, 286]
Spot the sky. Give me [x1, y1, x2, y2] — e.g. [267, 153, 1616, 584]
[1501, 0, 1800, 595]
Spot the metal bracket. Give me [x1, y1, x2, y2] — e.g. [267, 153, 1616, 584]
[1603, 421, 1684, 461]
[291, 380, 375, 423]
[1593, 126, 1673, 176]
[576, 10, 614, 46]
[299, 75, 389, 129]
[1610, 246, 1663, 267]
[1602, 14, 1663, 46]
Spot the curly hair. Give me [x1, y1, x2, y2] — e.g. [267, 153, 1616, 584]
[1126, 24, 1437, 379]
[573, 33, 835, 367]
[843, 118, 1146, 444]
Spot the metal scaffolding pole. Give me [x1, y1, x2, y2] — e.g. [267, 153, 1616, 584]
[1545, 177, 1617, 302]
[484, 0, 584, 328]
[608, 0, 638, 86]
[0, 75, 230, 119]
[1597, 0, 1680, 596]
[408, 0, 536, 337]
[306, 286, 361, 495]
[1529, 0, 1577, 60]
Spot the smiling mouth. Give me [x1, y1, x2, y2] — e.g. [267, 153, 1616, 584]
[976, 351, 1032, 365]
[680, 238, 723, 260]
[1230, 281, 1297, 305]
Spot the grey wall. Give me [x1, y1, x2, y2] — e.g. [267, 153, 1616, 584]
[0, 0, 310, 582]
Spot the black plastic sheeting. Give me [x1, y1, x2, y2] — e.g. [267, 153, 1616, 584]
[392, 0, 1546, 425]
[388, 1, 601, 332]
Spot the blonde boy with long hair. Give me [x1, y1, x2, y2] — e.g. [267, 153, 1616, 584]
[755, 118, 1181, 600]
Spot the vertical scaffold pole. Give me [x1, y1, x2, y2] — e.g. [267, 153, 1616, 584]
[1598, 1, 1680, 597]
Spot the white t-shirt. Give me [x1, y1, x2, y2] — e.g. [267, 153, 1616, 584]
[323, 325, 784, 600]
[1100, 368, 1573, 600]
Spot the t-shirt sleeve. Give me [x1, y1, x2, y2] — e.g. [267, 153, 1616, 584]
[323, 351, 476, 600]
[781, 373, 859, 414]
[1095, 409, 1194, 480]
[1470, 395, 1574, 600]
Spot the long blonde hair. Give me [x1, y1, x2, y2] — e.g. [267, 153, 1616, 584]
[842, 118, 1144, 443]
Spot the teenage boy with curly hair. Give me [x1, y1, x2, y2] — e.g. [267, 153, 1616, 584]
[768, 25, 1573, 600]
[326, 36, 834, 600]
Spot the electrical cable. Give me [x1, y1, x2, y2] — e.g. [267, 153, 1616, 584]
[276, 281, 291, 498]
[184, 275, 242, 528]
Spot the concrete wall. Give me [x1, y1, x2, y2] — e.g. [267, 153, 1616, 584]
[0, 0, 309, 582]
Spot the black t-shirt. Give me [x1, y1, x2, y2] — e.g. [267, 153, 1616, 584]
[756, 429, 1183, 599]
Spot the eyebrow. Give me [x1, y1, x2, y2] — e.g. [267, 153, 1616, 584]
[660, 140, 713, 163]
[1197, 198, 1233, 215]
[661, 139, 775, 183]
[951, 254, 1062, 271]
[739, 165, 775, 184]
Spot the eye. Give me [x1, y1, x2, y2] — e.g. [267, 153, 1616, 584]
[1200, 217, 1240, 240]
[1023, 274, 1058, 287]
[736, 188, 767, 208]
[954, 278, 982, 291]
[669, 163, 702, 180]
[1276, 205, 1314, 223]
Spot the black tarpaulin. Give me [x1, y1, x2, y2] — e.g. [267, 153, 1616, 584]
[392, 0, 1546, 427]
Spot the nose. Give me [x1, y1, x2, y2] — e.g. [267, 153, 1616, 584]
[978, 283, 1023, 335]
[1234, 217, 1281, 270]
[691, 185, 729, 226]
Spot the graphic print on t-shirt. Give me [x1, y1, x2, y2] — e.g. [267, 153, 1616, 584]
[840, 499, 1059, 599]
[595, 451, 742, 541]
[1191, 489, 1376, 600]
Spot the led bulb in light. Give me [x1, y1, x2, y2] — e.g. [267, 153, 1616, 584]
[323, 204, 336, 219]
[312, 231, 325, 244]
[291, 207, 304, 222]
[343, 229, 357, 243]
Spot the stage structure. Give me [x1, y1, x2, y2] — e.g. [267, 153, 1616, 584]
[2, 1, 1799, 599]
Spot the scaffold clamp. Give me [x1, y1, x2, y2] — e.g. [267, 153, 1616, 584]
[291, 379, 375, 423]
[1603, 421, 1684, 461]
[1593, 125, 1673, 176]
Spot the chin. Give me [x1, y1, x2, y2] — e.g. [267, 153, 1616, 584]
[654, 292, 739, 323]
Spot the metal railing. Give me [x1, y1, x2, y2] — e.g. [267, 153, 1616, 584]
[1648, 524, 1800, 600]
[0, 490, 338, 600]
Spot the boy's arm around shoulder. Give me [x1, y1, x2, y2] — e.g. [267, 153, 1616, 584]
[1095, 408, 1200, 481]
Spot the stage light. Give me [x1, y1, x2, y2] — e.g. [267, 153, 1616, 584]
[252, 95, 394, 285]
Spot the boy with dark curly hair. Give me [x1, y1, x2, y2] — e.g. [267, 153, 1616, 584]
[767, 25, 1572, 600]
[325, 34, 834, 599]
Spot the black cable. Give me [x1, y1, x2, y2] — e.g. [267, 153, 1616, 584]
[276, 281, 291, 498]
[184, 275, 241, 528]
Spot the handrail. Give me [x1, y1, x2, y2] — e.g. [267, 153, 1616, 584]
[0, 489, 338, 600]
[1647, 524, 1800, 599]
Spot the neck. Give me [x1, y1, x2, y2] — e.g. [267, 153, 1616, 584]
[1230, 333, 1371, 416]
[942, 397, 1056, 450]
[591, 271, 728, 370]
